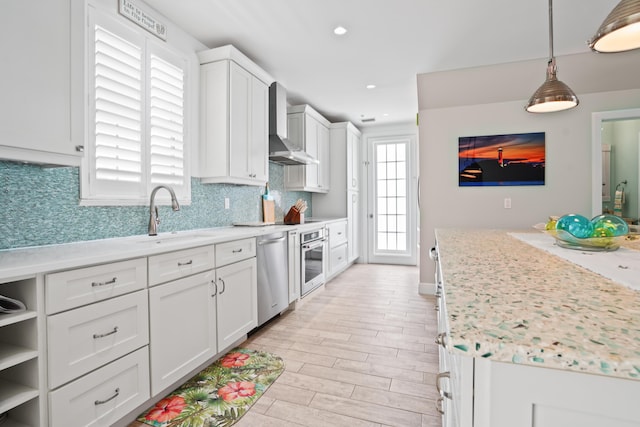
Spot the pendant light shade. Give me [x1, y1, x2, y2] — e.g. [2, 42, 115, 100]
[525, 0, 579, 113]
[589, 0, 640, 53]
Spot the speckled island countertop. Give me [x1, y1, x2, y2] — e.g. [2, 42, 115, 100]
[435, 228, 640, 381]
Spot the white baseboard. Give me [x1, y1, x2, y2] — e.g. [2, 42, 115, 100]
[419, 282, 437, 295]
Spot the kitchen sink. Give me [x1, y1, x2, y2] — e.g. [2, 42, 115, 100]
[135, 232, 214, 244]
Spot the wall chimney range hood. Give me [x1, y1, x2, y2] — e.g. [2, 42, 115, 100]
[269, 82, 318, 165]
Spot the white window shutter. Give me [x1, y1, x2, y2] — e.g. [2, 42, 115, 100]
[93, 25, 143, 187]
[149, 54, 185, 187]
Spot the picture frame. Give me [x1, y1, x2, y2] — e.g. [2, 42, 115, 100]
[458, 132, 545, 186]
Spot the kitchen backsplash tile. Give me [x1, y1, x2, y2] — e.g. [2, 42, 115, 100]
[0, 160, 311, 250]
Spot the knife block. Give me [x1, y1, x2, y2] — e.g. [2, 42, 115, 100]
[284, 206, 304, 224]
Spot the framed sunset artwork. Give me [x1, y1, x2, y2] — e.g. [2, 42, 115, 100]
[458, 132, 545, 186]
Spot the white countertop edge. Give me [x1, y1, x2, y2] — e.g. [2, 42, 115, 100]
[0, 219, 344, 281]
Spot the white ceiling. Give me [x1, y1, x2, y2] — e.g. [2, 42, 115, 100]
[148, 0, 619, 128]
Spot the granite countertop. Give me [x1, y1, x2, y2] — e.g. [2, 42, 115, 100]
[435, 228, 640, 380]
[0, 218, 344, 281]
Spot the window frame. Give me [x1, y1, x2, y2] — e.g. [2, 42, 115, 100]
[81, 5, 191, 206]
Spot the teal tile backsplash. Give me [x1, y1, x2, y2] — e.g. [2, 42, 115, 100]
[0, 160, 311, 250]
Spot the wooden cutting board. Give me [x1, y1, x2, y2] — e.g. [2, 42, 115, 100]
[262, 199, 275, 223]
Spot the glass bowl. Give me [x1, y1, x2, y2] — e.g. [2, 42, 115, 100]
[544, 229, 626, 251]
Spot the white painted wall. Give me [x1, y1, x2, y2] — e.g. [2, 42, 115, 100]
[417, 50, 640, 285]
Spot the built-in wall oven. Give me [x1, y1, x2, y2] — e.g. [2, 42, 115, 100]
[300, 227, 327, 297]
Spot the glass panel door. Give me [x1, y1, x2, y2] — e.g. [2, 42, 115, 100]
[367, 136, 417, 265]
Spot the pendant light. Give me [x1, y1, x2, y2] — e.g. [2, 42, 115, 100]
[589, 0, 640, 53]
[525, 0, 579, 113]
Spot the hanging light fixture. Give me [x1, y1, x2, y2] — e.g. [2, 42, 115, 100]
[526, 0, 579, 113]
[588, 0, 640, 53]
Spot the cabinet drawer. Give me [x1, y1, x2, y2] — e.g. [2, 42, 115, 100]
[47, 290, 149, 389]
[330, 243, 348, 274]
[216, 238, 256, 267]
[148, 245, 215, 286]
[329, 221, 348, 248]
[48, 347, 150, 427]
[45, 258, 146, 314]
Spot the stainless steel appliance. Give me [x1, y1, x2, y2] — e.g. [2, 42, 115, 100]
[256, 232, 289, 326]
[300, 227, 327, 297]
[268, 82, 318, 166]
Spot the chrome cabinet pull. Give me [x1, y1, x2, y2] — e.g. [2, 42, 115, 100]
[435, 332, 447, 347]
[177, 260, 193, 266]
[92, 277, 117, 287]
[95, 388, 120, 405]
[232, 248, 243, 253]
[211, 280, 217, 297]
[93, 326, 118, 339]
[436, 372, 452, 399]
[219, 278, 226, 294]
[435, 396, 444, 415]
[429, 246, 438, 261]
[434, 303, 440, 312]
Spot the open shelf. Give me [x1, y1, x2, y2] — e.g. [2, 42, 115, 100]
[0, 343, 38, 371]
[0, 311, 36, 328]
[0, 378, 39, 414]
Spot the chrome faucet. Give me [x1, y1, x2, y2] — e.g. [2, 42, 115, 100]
[148, 185, 180, 236]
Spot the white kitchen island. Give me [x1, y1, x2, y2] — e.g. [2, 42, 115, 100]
[434, 228, 640, 427]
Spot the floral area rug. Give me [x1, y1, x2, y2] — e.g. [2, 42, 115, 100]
[136, 348, 284, 427]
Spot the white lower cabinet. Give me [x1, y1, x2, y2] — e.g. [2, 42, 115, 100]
[47, 290, 149, 389]
[148, 240, 257, 396]
[48, 347, 150, 427]
[288, 230, 301, 303]
[215, 257, 257, 350]
[326, 220, 348, 280]
[148, 270, 217, 396]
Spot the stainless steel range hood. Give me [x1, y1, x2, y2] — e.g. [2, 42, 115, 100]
[269, 82, 318, 166]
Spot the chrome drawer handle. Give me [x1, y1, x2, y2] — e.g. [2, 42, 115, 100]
[95, 388, 120, 405]
[211, 280, 217, 297]
[434, 304, 439, 312]
[218, 278, 226, 295]
[92, 277, 117, 287]
[436, 372, 452, 399]
[93, 326, 118, 339]
[177, 260, 193, 266]
[435, 396, 444, 415]
[232, 248, 243, 253]
[435, 332, 447, 347]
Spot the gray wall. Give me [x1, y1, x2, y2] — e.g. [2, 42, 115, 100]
[417, 50, 640, 284]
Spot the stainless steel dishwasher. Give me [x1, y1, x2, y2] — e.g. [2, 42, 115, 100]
[256, 231, 289, 326]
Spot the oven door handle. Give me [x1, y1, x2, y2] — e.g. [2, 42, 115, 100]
[302, 238, 327, 250]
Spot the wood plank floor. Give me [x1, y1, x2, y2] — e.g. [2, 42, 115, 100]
[238, 263, 442, 427]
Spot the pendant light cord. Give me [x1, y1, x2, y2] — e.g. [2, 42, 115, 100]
[548, 0, 554, 62]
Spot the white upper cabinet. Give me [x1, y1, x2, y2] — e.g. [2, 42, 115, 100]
[198, 45, 272, 186]
[0, 0, 84, 166]
[284, 105, 331, 193]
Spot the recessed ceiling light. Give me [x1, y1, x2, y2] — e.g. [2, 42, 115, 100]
[383, 113, 389, 117]
[334, 26, 347, 35]
[366, 84, 376, 89]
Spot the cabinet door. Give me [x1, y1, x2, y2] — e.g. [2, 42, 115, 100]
[0, 0, 83, 165]
[348, 190, 360, 262]
[216, 258, 257, 350]
[229, 62, 252, 180]
[148, 270, 217, 396]
[288, 231, 301, 303]
[305, 117, 320, 188]
[250, 77, 269, 182]
[318, 123, 330, 191]
[348, 130, 361, 191]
